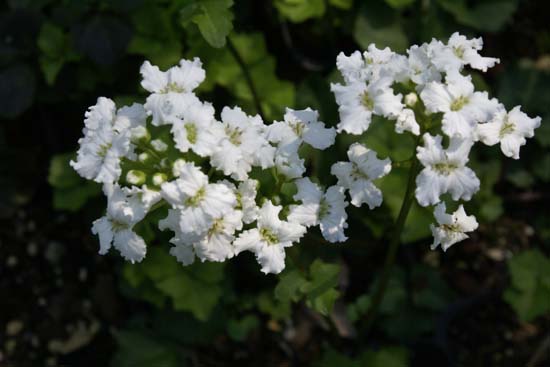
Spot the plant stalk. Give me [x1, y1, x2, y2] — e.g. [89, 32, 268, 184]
[226, 37, 266, 121]
[363, 154, 420, 330]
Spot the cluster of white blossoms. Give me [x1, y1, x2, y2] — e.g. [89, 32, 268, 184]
[71, 57, 343, 274]
[332, 32, 540, 251]
[72, 33, 541, 273]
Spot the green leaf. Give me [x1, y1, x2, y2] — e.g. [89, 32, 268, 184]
[128, 4, 183, 68]
[48, 153, 101, 211]
[188, 32, 295, 120]
[48, 153, 81, 189]
[507, 169, 535, 188]
[37, 22, 80, 84]
[274, 0, 326, 23]
[360, 346, 409, 367]
[503, 249, 550, 322]
[329, 0, 353, 10]
[354, 2, 408, 52]
[111, 330, 180, 367]
[302, 260, 341, 315]
[437, 0, 518, 32]
[227, 315, 259, 341]
[275, 269, 309, 303]
[384, 0, 415, 10]
[534, 154, 550, 182]
[180, 0, 234, 48]
[128, 248, 225, 320]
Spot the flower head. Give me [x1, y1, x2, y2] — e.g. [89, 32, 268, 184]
[415, 134, 480, 207]
[430, 202, 478, 251]
[331, 143, 391, 208]
[233, 201, 306, 274]
[477, 106, 541, 159]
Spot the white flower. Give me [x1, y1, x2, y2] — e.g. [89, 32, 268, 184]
[170, 101, 221, 157]
[140, 58, 205, 126]
[415, 134, 480, 207]
[273, 141, 306, 180]
[288, 178, 348, 243]
[140, 58, 205, 94]
[407, 44, 441, 86]
[267, 108, 336, 150]
[160, 163, 236, 240]
[71, 97, 132, 183]
[363, 44, 408, 82]
[161, 207, 243, 265]
[233, 201, 306, 274]
[236, 179, 259, 224]
[477, 106, 541, 159]
[430, 33, 500, 73]
[331, 143, 391, 208]
[420, 73, 498, 138]
[430, 202, 478, 251]
[210, 106, 275, 180]
[194, 209, 243, 262]
[395, 108, 420, 135]
[332, 77, 403, 135]
[336, 51, 367, 83]
[144, 91, 201, 126]
[91, 184, 149, 263]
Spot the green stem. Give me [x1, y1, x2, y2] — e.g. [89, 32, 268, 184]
[363, 154, 420, 330]
[226, 37, 266, 121]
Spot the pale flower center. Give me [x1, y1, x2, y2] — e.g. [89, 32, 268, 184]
[450, 95, 469, 111]
[185, 186, 206, 207]
[111, 219, 129, 232]
[350, 164, 370, 181]
[499, 117, 515, 138]
[162, 82, 185, 93]
[318, 198, 330, 219]
[290, 120, 306, 137]
[97, 143, 112, 158]
[433, 162, 458, 175]
[260, 227, 279, 245]
[208, 218, 225, 236]
[453, 45, 465, 59]
[361, 91, 374, 111]
[185, 123, 198, 144]
[226, 126, 243, 146]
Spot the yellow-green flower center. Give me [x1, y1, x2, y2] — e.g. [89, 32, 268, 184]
[185, 123, 198, 144]
[433, 162, 458, 175]
[361, 91, 374, 110]
[260, 227, 279, 245]
[162, 82, 185, 93]
[185, 186, 206, 207]
[450, 96, 469, 111]
[499, 117, 515, 138]
[97, 143, 112, 158]
[226, 126, 243, 146]
[318, 198, 330, 219]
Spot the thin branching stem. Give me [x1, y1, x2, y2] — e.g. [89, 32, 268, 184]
[363, 143, 421, 330]
[226, 37, 266, 121]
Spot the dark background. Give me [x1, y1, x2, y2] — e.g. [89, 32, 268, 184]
[1, 0, 549, 366]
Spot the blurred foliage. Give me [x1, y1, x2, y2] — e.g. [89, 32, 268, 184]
[1, 0, 549, 365]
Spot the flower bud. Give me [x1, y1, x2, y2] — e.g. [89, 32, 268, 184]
[131, 126, 150, 144]
[152, 172, 168, 186]
[151, 139, 168, 152]
[172, 158, 186, 177]
[126, 170, 146, 185]
[138, 152, 152, 164]
[405, 92, 418, 107]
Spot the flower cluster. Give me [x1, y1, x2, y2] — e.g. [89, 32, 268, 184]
[332, 32, 540, 251]
[73, 33, 541, 273]
[72, 58, 345, 274]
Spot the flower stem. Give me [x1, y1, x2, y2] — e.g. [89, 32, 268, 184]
[363, 153, 420, 330]
[226, 37, 266, 121]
